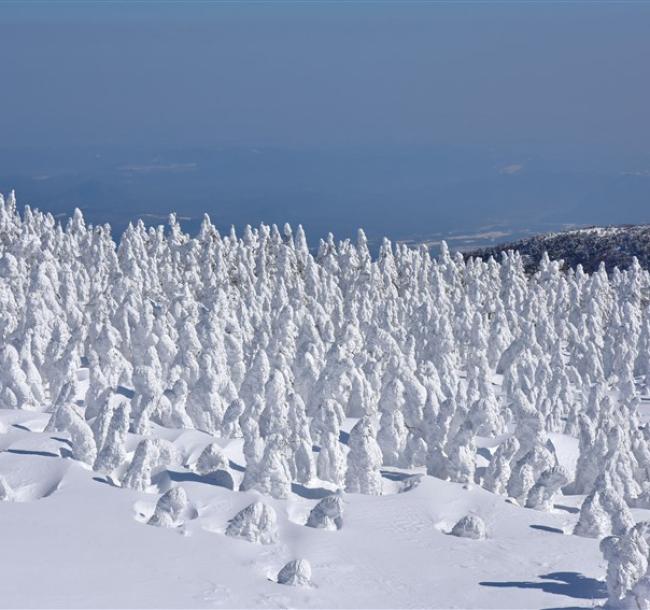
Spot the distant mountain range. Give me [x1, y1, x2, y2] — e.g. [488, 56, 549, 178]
[464, 225, 650, 273]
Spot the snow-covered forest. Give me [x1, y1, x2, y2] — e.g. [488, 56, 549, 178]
[3, 190, 650, 608]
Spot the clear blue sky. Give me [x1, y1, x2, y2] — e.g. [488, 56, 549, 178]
[1, 1, 650, 246]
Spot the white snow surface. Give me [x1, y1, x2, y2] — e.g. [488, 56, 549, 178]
[0, 405, 630, 609]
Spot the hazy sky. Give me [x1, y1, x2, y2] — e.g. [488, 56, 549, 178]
[1, 1, 650, 247]
[2, 1, 649, 160]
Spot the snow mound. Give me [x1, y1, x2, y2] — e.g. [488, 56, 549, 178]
[225, 501, 279, 544]
[0, 453, 68, 502]
[397, 474, 423, 493]
[277, 559, 312, 587]
[450, 515, 487, 540]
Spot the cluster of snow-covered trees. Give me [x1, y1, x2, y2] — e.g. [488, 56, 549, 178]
[3, 191, 650, 603]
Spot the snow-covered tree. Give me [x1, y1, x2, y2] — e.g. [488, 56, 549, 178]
[225, 501, 279, 545]
[345, 417, 383, 495]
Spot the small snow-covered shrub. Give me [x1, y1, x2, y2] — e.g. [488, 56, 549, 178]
[194, 442, 229, 475]
[306, 494, 344, 530]
[277, 559, 312, 587]
[525, 466, 569, 511]
[450, 515, 486, 540]
[148, 486, 190, 528]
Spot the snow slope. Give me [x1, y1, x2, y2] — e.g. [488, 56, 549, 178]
[0, 403, 630, 609]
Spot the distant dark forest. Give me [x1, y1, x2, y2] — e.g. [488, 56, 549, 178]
[464, 225, 650, 273]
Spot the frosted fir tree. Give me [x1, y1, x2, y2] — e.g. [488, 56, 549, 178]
[259, 369, 289, 439]
[487, 301, 514, 369]
[311, 400, 346, 487]
[424, 393, 457, 480]
[194, 442, 229, 475]
[239, 348, 271, 408]
[90, 388, 119, 443]
[148, 486, 192, 528]
[600, 522, 650, 609]
[192, 442, 234, 489]
[507, 444, 555, 505]
[635, 312, 650, 393]
[632, 430, 650, 494]
[573, 413, 608, 494]
[509, 389, 548, 460]
[446, 420, 476, 485]
[574, 474, 635, 538]
[239, 403, 265, 490]
[601, 488, 637, 537]
[18, 331, 45, 405]
[93, 397, 130, 474]
[468, 373, 505, 437]
[130, 365, 164, 434]
[221, 398, 245, 439]
[121, 438, 178, 491]
[525, 466, 569, 511]
[286, 391, 315, 484]
[184, 353, 229, 434]
[377, 377, 408, 467]
[225, 501, 279, 545]
[160, 379, 193, 429]
[0, 345, 38, 409]
[604, 425, 642, 502]
[46, 404, 97, 465]
[277, 559, 312, 587]
[483, 437, 520, 495]
[345, 416, 383, 495]
[306, 493, 344, 530]
[399, 366, 427, 434]
[251, 434, 293, 499]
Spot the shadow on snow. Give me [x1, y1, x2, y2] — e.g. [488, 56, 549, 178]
[529, 524, 565, 535]
[480, 572, 606, 601]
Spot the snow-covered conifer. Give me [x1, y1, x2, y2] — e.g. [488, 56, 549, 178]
[483, 437, 520, 495]
[525, 466, 569, 511]
[345, 417, 383, 495]
[225, 501, 279, 545]
[277, 559, 312, 587]
[446, 420, 476, 485]
[46, 404, 97, 465]
[121, 438, 178, 491]
[306, 493, 344, 530]
[450, 515, 487, 540]
[93, 399, 130, 474]
[148, 486, 191, 528]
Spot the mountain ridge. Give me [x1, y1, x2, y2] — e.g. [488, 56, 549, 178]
[463, 223, 650, 272]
